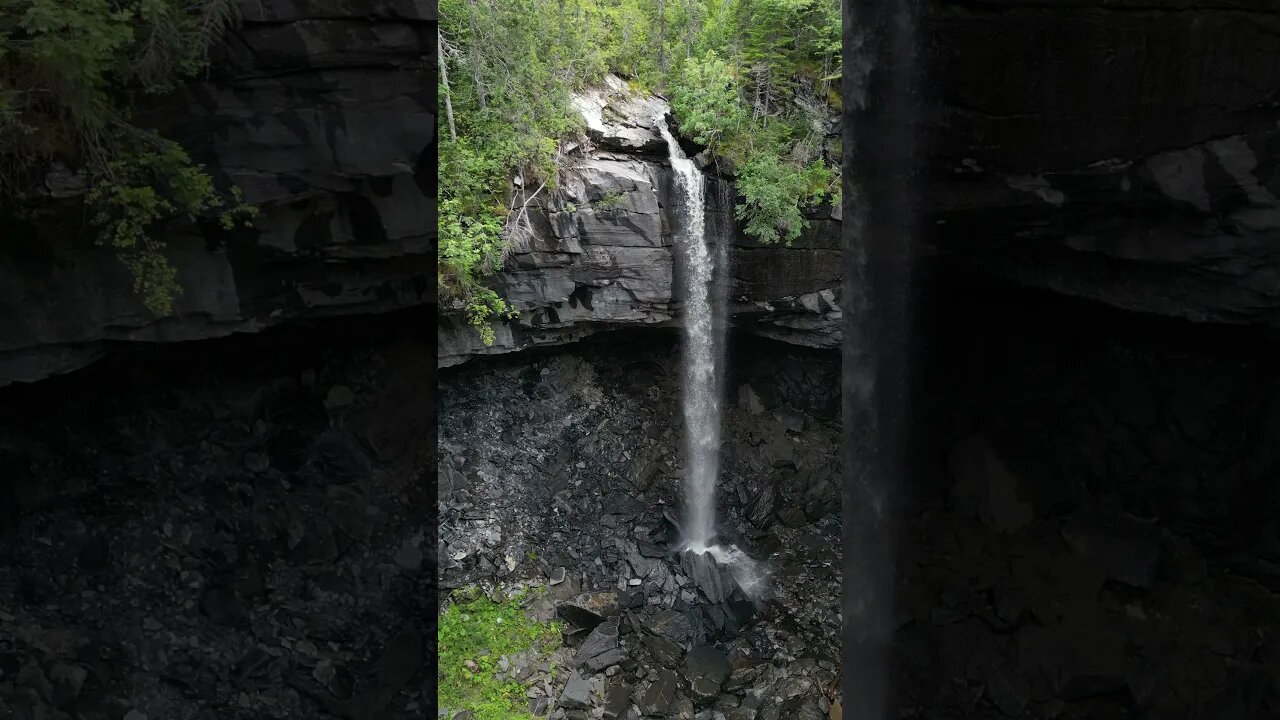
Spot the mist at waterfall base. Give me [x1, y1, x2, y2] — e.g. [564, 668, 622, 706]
[658, 118, 769, 600]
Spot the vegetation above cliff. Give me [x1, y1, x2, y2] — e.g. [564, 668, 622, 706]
[438, 0, 840, 344]
[0, 0, 255, 315]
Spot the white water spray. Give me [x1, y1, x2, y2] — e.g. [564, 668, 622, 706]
[658, 118, 718, 550]
[658, 116, 768, 597]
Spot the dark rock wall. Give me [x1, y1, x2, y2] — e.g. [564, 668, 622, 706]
[0, 1, 435, 387]
[922, 0, 1280, 329]
[920, 269, 1280, 559]
[892, 267, 1280, 719]
[0, 310, 434, 719]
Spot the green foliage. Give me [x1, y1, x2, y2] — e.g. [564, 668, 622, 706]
[439, 0, 614, 343]
[735, 152, 806, 244]
[439, 0, 842, 336]
[438, 586, 563, 720]
[735, 154, 835, 245]
[592, 191, 626, 212]
[87, 135, 257, 313]
[669, 54, 746, 147]
[0, 0, 252, 315]
[666, 0, 841, 245]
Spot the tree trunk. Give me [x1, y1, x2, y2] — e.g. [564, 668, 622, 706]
[466, 0, 487, 110]
[657, 0, 667, 72]
[438, 30, 458, 143]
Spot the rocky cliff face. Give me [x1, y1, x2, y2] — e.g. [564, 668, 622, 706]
[921, 0, 1280, 329]
[437, 76, 842, 368]
[1, 0, 1275, 383]
[0, 0, 433, 387]
[440, 0, 1280, 367]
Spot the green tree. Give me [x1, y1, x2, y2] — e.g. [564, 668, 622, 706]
[0, 0, 255, 315]
[669, 54, 746, 147]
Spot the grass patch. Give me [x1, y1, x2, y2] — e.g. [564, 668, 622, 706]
[592, 191, 626, 212]
[438, 586, 563, 720]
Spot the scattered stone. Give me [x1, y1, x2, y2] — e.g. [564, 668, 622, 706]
[643, 632, 684, 668]
[681, 551, 734, 603]
[777, 411, 805, 434]
[628, 448, 663, 492]
[646, 609, 691, 643]
[779, 696, 824, 720]
[746, 485, 777, 529]
[559, 671, 593, 709]
[987, 667, 1030, 717]
[394, 541, 423, 571]
[950, 435, 1034, 534]
[765, 437, 795, 469]
[587, 648, 627, 673]
[603, 683, 632, 719]
[558, 592, 620, 629]
[324, 385, 355, 409]
[244, 452, 270, 473]
[684, 645, 732, 700]
[637, 669, 678, 716]
[550, 567, 567, 585]
[576, 617, 620, 668]
[637, 541, 667, 558]
[1063, 517, 1161, 589]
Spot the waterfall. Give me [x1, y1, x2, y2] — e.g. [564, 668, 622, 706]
[658, 116, 768, 598]
[657, 118, 719, 552]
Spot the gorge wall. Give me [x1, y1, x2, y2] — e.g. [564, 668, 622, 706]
[0, 0, 1274, 383]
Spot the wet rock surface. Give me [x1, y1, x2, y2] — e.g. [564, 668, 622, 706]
[438, 332, 841, 718]
[0, 317, 434, 719]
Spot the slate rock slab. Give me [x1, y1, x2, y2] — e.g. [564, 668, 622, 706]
[637, 669, 679, 716]
[683, 645, 732, 700]
[575, 617, 620, 667]
[603, 682, 632, 719]
[558, 591, 620, 629]
[559, 671, 593, 709]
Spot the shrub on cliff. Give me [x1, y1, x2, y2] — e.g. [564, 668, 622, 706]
[438, 0, 607, 344]
[0, 0, 255, 315]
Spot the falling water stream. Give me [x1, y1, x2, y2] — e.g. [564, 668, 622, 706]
[658, 116, 767, 597]
[658, 119, 718, 550]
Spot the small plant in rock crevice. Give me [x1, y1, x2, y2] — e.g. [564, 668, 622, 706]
[592, 190, 626, 212]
